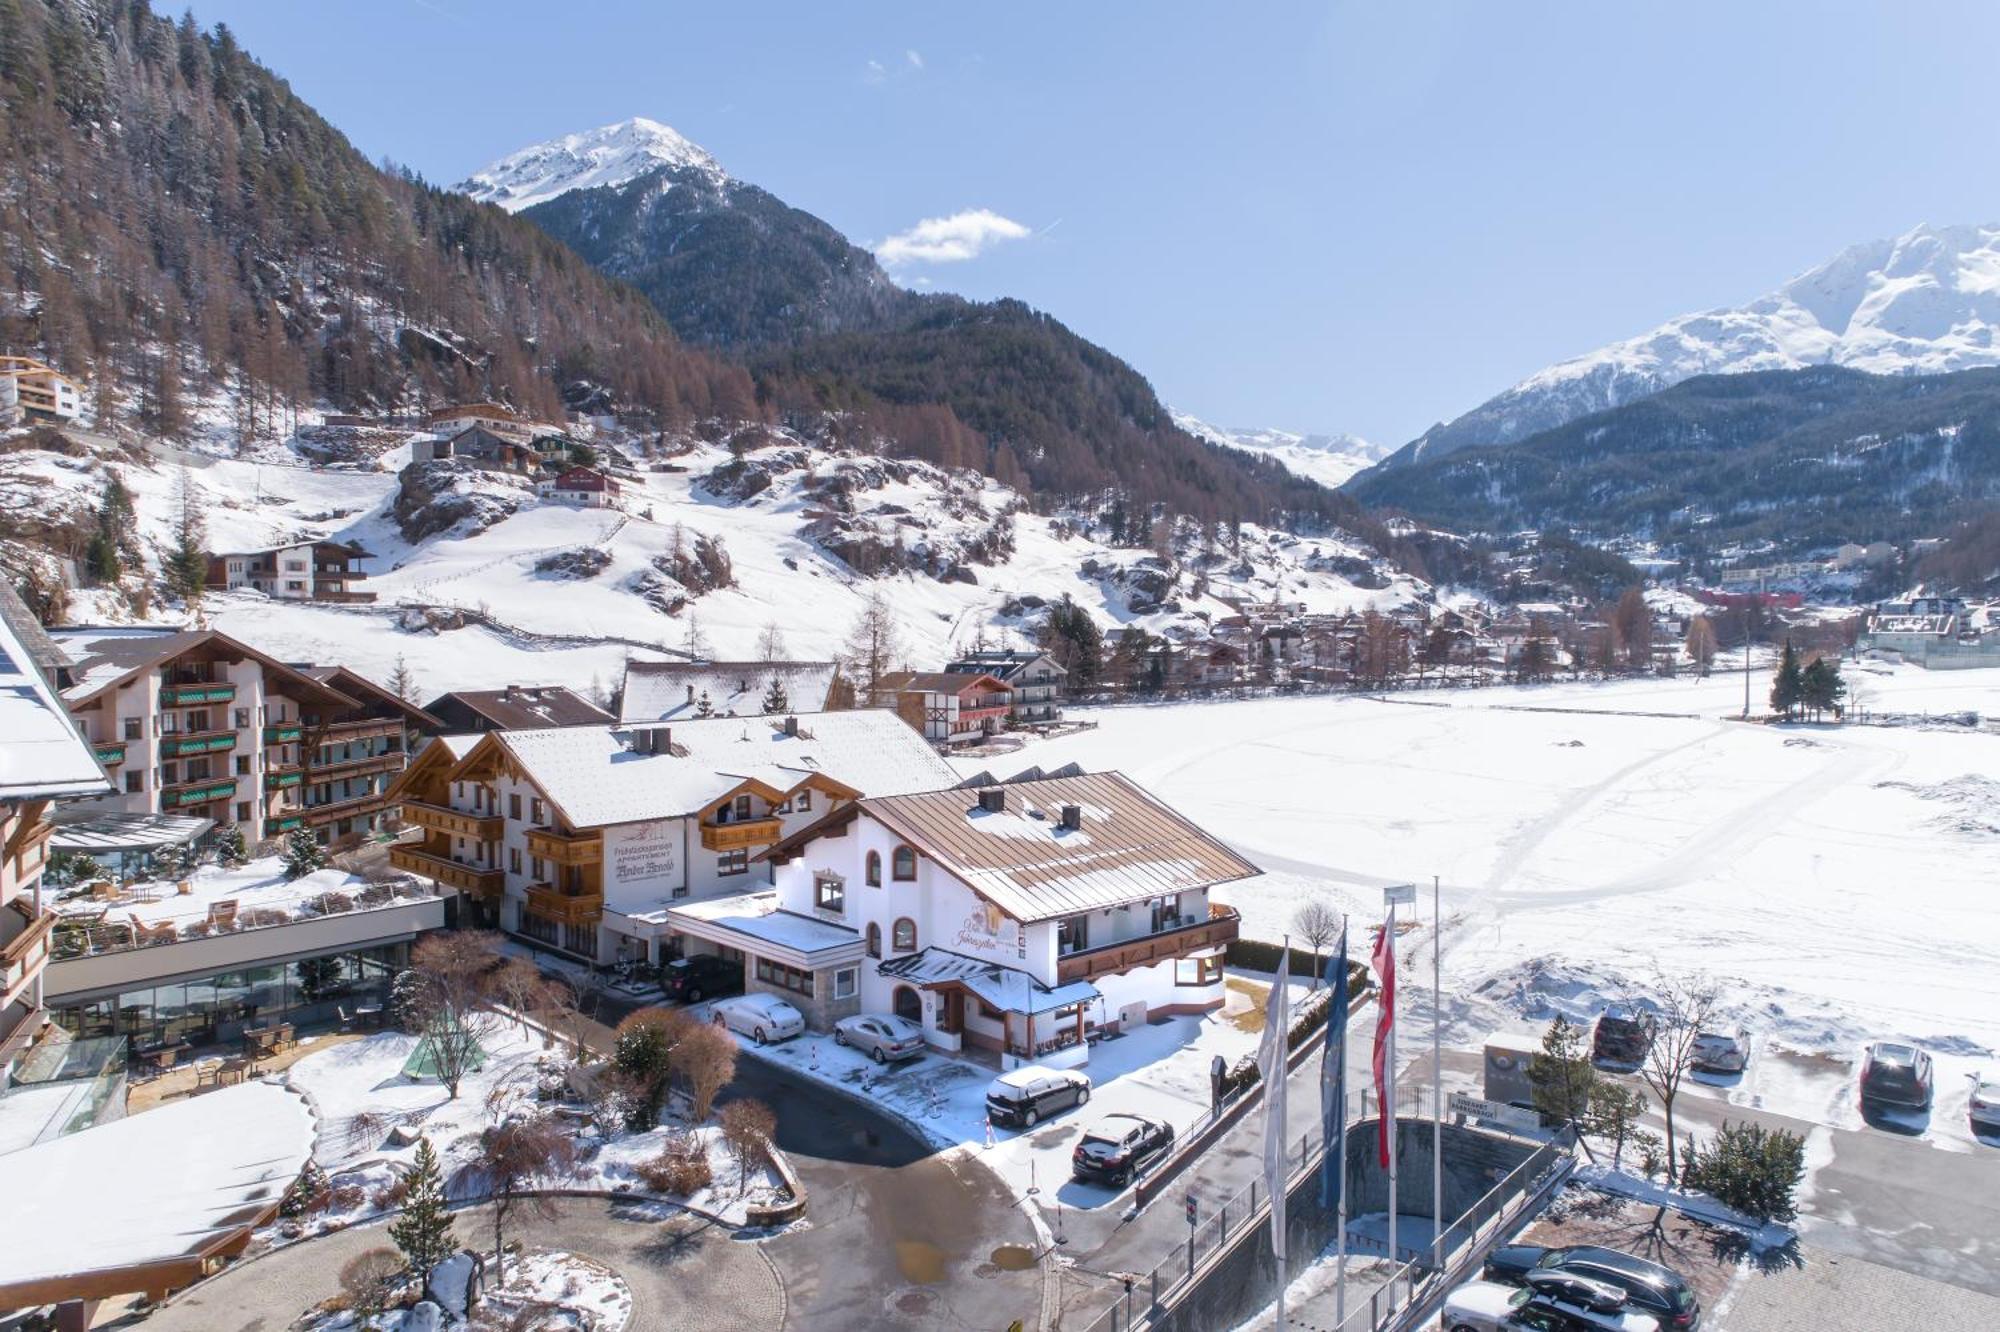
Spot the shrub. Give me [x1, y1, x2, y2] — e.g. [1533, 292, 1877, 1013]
[636, 1131, 712, 1195]
[1680, 1120, 1807, 1223]
[719, 1098, 777, 1190]
[371, 1174, 412, 1210]
[281, 1161, 332, 1217]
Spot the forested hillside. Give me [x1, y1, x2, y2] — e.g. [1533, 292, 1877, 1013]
[0, 0, 757, 433]
[1347, 366, 2000, 556]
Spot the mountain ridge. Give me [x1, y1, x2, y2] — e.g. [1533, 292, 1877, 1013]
[456, 117, 725, 212]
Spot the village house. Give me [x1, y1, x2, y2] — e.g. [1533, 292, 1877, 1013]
[0, 356, 81, 424]
[205, 540, 375, 604]
[618, 660, 845, 723]
[385, 712, 956, 972]
[758, 771, 1249, 1065]
[422, 402, 535, 442]
[537, 466, 622, 508]
[0, 589, 111, 1074]
[423, 685, 614, 733]
[878, 672, 1013, 747]
[942, 648, 1067, 726]
[408, 424, 539, 475]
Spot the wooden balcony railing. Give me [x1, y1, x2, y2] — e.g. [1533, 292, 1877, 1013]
[699, 816, 782, 852]
[1, 906, 54, 1001]
[308, 752, 403, 781]
[159, 729, 239, 758]
[161, 777, 238, 808]
[94, 742, 126, 766]
[524, 883, 603, 926]
[304, 792, 394, 826]
[525, 827, 602, 867]
[389, 846, 503, 897]
[401, 800, 502, 840]
[1055, 906, 1241, 984]
[160, 681, 236, 706]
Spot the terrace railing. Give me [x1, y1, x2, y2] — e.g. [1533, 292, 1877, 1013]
[50, 876, 437, 960]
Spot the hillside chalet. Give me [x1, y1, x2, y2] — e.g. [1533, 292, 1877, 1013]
[206, 541, 375, 604]
[878, 672, 1012, 747]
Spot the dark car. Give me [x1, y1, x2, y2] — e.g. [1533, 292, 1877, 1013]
[1592, 1007, 1656, 1064]
[1860, 1042, 1934, 1113]
[984, 1065, 1091, 1128]
[659, 954, 743, 1004]
[1488, 1245, 1700, 1330]
[1070, 1112, 1175, 1186]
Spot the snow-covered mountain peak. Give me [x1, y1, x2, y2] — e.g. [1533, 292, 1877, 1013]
[1172, 411, 1383, 489]
[456, 117, 723, 213]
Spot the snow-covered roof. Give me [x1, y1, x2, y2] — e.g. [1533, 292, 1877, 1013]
[49, 810, 213, 854]
[0, 603, 110, 802]
[0, 1081, 313, 1301]
[619, 659, 840, 723]
[483, 710, 956, 830]
[667, 890, 861, 959]
[46, 626, 357, 712]
[878, 947, 1100, 1016]
[855, 772, 1260, 924]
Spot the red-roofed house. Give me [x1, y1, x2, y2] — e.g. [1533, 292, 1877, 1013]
[537, 467, 622, 508]
[878, 672, 1012, 747]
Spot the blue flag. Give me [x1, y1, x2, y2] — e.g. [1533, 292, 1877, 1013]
[1319, 922, 1348, 1211]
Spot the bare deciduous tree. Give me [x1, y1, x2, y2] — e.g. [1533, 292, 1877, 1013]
[489, 957, 554, 1039]
[1290, 900, 1343, 989]
[719, 1098, 777, 1191]
[403, 930, 504, 1099]
[756, 621, 788, 662]
[678, 1020, 738, 1120]
[339, 1247, 406, 1327]
[472, 1115, 579, 1286]
[1635, 975, 1721, 1182]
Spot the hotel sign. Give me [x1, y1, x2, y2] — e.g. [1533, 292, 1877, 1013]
[604, 820, 680, 899]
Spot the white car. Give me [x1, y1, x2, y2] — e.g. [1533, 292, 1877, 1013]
[1970, 1076, 2000, 1135]
[1443, 1278, 1659, 1332]
[709, 992, 805, 1045]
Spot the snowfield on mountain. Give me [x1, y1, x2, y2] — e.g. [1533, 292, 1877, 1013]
[455, 116, 725, 212]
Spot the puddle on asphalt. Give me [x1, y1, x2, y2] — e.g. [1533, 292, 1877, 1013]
[895, 1239, 948, 1284]
[989, 1245, 1037, 1271]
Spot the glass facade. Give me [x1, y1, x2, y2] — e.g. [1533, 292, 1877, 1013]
[50, 944, 407, 1049]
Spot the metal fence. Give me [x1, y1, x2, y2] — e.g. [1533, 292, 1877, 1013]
[1072, 1088, 1572, 1332]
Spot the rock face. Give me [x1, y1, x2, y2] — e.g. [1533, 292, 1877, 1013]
[392, 460, 529, 542]
[533, 547, 614, 580]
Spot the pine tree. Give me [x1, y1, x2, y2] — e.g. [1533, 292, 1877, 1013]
[761, 677, 789, 714]
[842, 590, 904, 707]
[387, 1135, 457, 1283]
[694, 689, 714, 718]
[164, 468, 209, 609]
[1801, 655, 1846, 722]
[215, 824, 248, 866]
[282, 827, 327, 880]
[1527, 1015, 1600, 1131]
[388, 655, 418, 703]
[1770, 639, 1804, 720]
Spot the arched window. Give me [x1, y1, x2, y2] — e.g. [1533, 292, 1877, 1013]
[866, 851, 882, 887]
[892, 846, 918, 881]
[866, 922, 881, 959]
[892, 917, 918, 953]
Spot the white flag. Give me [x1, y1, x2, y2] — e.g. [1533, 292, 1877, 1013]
[1258, 948, 1292, 1263]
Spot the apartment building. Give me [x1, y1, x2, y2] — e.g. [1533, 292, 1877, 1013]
[942, 649, 1066, 725]
[296, 667, 442, 846]
[758, 771, 1248, 1061]
[0, 356, 82, 424]
[205, 540, 375, 604]
[386, 711, 955, 966]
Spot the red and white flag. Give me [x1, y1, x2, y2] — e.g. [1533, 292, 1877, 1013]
[1370, 911, 1397, 1167]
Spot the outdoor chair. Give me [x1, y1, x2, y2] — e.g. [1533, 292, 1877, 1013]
[206, 899, 239, 931]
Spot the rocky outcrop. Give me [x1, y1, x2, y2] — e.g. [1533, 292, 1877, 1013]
[392, 460, 528, 542]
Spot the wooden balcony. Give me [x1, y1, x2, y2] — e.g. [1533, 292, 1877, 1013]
[699, 816, 783, 852]
[264, 723, 303, 744]
[1, 905, 54, 1001]
[160, 681, 236, 706]
[525, 827, 602, 867]
[266, 767, 303, 790]
[323, 717, 404, 740]
[162, 777, 238, 808]
[305, 791, 394, 826]
[524, 883, 603, 925]
[308, 752, 403, 781]
[389, 846, 503, 897]
[93, 742, 126, 766]
[264, 815, 304, 837]
[401, 800, 502, 840]
[159, 729, 238, 758]
[1055, 906, 1241, 984]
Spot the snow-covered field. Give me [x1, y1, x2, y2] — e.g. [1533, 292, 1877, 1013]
[960, 665, 2000, 1148]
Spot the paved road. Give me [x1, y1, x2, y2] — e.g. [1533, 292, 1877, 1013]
[138, 1197, 783, 1332]
[1720, 1242, 2000, 1331]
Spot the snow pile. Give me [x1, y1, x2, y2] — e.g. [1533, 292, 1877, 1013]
[1876, 773, 2000, 838]
[301, 1249, 632, 1331]
[456, 116, 723, 213]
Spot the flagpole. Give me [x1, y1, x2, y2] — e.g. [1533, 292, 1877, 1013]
[1432, 874, 1443, 1271]
[1334, 916, 1348, 1327]
[1275, 934, 1289, 1332]
[1386, 901, 1398, 1273]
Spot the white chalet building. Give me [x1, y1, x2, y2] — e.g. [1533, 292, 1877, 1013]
[760, 772, 1249, 1067]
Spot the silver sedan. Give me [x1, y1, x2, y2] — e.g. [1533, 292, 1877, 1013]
[833, 1013, 927, 1064]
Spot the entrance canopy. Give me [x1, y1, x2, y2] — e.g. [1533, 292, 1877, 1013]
[879, 946, 1100, 1017]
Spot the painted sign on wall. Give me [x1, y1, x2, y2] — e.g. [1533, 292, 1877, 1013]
[602, 820, 680, 905]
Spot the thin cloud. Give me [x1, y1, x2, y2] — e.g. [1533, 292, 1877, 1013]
[876, 209, 1031, 266]
[906, 49, 925, 70]
[863, 59, 888, 85]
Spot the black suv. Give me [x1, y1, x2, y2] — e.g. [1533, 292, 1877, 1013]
[1860, 1042, 1934, 1114]
[1486, 1244, 1700, 1330]
[1592, 1007, 1656, 1064]
[659, 954, 743, 1004]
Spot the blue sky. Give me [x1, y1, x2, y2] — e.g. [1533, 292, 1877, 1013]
[196, 1, 2000, 446]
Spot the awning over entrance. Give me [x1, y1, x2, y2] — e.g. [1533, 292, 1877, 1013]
[878, 946, 1100, 1016]
[663, 890, 865, 971]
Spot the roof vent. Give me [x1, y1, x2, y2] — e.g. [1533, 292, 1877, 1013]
[628, 725, 668, 755]
[1059, 804, 1082, 832]
[977, 788, 1006, 814]
[784, 715, 799, 737]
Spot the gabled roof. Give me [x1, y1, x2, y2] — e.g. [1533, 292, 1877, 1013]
[943, 649, 1067, 680]
[424, 685, 613, 730]
[878, 671, 1010, 696]
[618, 660, 840, 723]
[299, 665, 444, 730]
[452, 710, 956, 830]
[773, 771, 1258, 924]
[45, 627, 357, 712]
[0, 601, 110, 801]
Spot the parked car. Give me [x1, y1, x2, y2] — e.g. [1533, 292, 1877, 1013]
[709, 992, 805, 1044]
[1487, 1246, 1699, 1330]
[1592, 1007, 1656, 1064]
[983, 1064, 1091, 1128]
[1970, 1076, 2000, 1135]
[1859, 1042, 1934, 1113]
[1690, 1028, 1749, 1074]
[833, 1013, 926, 1064]
[659, 953, 743, 1004]
[1070, 1112, 1175, 1186]
[1442, 1278, 1659, 1332]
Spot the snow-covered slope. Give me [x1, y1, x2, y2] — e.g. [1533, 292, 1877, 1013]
[1172, 412, 1383, 489]
[1384, 221, 2000, 470]
[457, 118, 723, 213]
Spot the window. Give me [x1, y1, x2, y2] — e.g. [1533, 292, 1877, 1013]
[124, 771, 142, 794]
[796, 789, 812, 812]
[892, 917, 917, 952]
[755, 958, 815, 996]
[123, 716, 141, 740]
[236, 756, 250, 776]
[531, 797, 545, 825]
[509, 793, 522, 820]
[162, 761, 180, 783]
[509, 848, 521, 874]
[814, 875, 845, 914]
[892, 846, 917, 881]
[530, 856, 545, 879]
[734, 794, 752, 822]
[235, 708, 250, 728]
[977, 998, 1003, 1021]
[719, 849, 749, 877]
[235, 802, 251, 822]
[865, 851, 882, 887]
[866, 922, 881, 959]
[834, 968, 857, 1000]
[1175, 955, 1226, 986]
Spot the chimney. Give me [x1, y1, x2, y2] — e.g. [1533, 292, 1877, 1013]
[784, 715, 799, 737]
[686, 685, 695, 704]
[1059, 804, 1082, 832]
[977, 788, 1005, 814]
